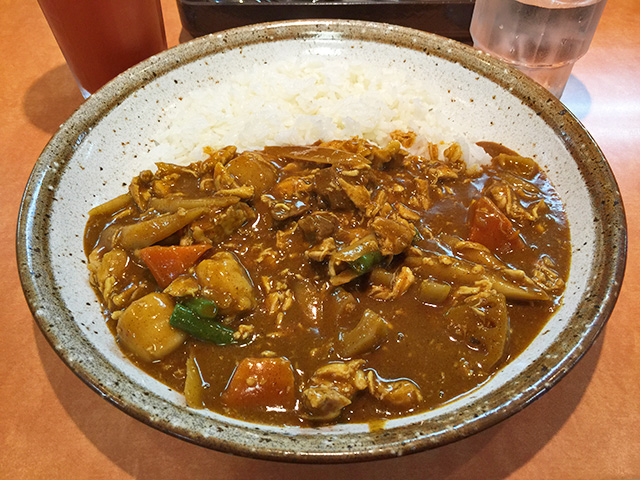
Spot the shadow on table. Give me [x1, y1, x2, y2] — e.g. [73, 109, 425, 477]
[561, 75, 592, 120]
[23, 64, 85, 135]
[22, 27, 198, 137]
[34, 321, 605, 480]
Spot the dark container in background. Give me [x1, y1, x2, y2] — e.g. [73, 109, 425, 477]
[176, 0, 475, 43]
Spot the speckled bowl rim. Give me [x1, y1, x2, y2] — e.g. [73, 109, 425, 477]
[17, 19, 627, 463]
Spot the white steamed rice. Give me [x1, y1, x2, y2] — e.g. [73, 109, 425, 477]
[150, 58, 482, 165]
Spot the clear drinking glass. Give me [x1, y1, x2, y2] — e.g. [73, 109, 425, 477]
[470, 0, 607, 97]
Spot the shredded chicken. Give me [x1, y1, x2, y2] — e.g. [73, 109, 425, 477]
[87, 248, 153, 311]
[190, 203, 255, 244]
[532, 255, 566, 293]
[233, 324, 255, 341]
[305, 237, 336, 262]
[370, 267, 416, 300]
[301, 360, 368, 420]
[371, 216, 415, 256]
[486, 181, 547, 223]
[337, 177, 371, 211]
[367, 371, 424, 409]
[163, 276, 200, 298]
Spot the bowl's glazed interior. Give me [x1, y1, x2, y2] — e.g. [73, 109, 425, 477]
[17, 20, 626, 462]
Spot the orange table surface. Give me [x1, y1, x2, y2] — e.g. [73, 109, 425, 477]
[1, 0, 638, 478]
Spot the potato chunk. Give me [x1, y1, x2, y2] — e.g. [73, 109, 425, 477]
[116, 292, 187, 362]
[225, 152, 277, 195]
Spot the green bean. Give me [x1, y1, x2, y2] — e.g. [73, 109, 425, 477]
[349, 251, 383, 275]
[170, 303, 235, 345]
[183, 297, 219, 319]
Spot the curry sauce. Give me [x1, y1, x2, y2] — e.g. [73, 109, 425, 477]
[84, 134, 570, 426]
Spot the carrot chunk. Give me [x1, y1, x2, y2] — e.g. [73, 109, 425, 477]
[468, 197, 524, 253]
[139, 244, 211, 289]
[222, 357, 296, 410]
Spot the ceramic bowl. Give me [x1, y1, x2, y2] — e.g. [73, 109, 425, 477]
[17, 19, 626, 462]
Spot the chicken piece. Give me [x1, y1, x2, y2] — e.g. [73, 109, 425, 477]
[275, 222, 301, 251]
[301, 359, 368, 421]
[200, 145, 238, 172]
[262, 175, 314, 221]
[302, 386, 352, 421]
[128, 170, 154, 210]
[485, 177, 546, 224]
[532, 255, 566, 293]
[486, 183, 531, 222]
[212, 161, 239, 191]
[442, 143, 466, 172]
[428, 163, 459, 183]
[369, 266, 415, 301]
[131, 163, 200, 203]
[319, 137, 400, 166]
[365, 190, 388, 218]
[305, 237, 336, 262]
[190, 203, 255, 244]
[337, 177, 371, 211]
[397, 203, 421, 221]
[390, 130, 417, 148]
[232, 324, 255, 342]
[371, 216, 415, 256]
[367, 371, 424, 409]
[87, 247, 153, 311]
[195, 252, 256, 314]
[408, 177, 431, 211]
[163, 276, 200, 298]
[374, 139, 403, 163]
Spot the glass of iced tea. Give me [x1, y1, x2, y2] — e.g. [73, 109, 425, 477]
[470, 0, 607, 97]
[38, 0, 167, 98]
